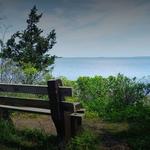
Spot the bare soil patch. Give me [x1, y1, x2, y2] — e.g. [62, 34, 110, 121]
[12, 113, 57, 135]
[8, 113, 131, 150]
[84, 119, 130, 150]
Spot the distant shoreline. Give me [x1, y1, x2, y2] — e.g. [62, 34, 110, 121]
[56, 56, 150, 59]
[53, 56, 150, 80]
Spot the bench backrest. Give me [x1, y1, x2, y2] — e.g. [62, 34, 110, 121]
[0, 80, 72, 109]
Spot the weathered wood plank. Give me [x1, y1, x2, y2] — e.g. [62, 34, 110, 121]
[0, 83, 72, 96]
[0, 105, 51, 115]
[70, 112, 85, 118]
[61, 101, 81, 112]
[0, 96, 50, 109]
[47, 79, 65, 143]
[59, 87, 72, 101]
[0, 83, 48, 94]
[70, 113, 83, 137]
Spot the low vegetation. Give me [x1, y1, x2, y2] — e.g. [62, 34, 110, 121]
[61, 74, 150, 150]
[0, 118, 98, 150]
[0, 74, 150, 149]
[0, 119, 58, 150]
[62, 74, 150, 121]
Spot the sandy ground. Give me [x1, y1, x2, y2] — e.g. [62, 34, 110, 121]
[12, 114, 57, 135]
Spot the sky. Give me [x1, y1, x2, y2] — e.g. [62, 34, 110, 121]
[0, 0, 150, 57]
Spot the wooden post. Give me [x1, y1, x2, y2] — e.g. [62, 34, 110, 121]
[70, 113, 83, 137]
[47, 79, 65, 148]
[47, 79, 84, 147]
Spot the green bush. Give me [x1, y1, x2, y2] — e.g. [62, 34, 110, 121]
[77, 76, 108, 101]
[75, 74, 150, 121]
[59, 76, 78, 96]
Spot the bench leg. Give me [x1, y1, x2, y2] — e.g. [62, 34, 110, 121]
[64, 111, 72, 141]
[70, 113, 83, 137]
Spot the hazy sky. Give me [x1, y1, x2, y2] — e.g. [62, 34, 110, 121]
[0, 0, 150, 57]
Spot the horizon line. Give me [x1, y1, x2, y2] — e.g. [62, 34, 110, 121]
[57, 56, 150, 58]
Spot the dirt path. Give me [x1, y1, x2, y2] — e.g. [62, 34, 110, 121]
[12, 113, 57, 135]
[84, 119, 130, 150]
[12, 114, 130, 150]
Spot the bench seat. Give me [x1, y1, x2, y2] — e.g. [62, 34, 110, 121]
[0, 104, 51, 115]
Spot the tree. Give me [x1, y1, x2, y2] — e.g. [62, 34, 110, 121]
[0, 6, 56, 83]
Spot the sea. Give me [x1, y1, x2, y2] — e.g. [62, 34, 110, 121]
[52, 57, 150, 80]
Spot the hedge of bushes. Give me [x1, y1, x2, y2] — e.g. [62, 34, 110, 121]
[61, 74, 150, 122]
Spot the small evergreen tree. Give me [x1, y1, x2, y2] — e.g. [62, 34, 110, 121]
[0, 6, 56, 83]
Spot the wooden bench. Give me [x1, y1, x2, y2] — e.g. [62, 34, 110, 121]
[0, 79, 84, 144]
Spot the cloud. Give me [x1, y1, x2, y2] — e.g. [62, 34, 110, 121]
[1, 0, 150, 56]
[38, 0, 150, 57]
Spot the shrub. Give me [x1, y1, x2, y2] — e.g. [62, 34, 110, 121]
[75, 74, 150, 121]
[67, 130, 97, 150]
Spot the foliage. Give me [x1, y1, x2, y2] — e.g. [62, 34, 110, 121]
[101, 102, 150, 122]
[0, 119, 57, 150]
[0, 74, 150, 149]
[0, 59, 21, 83]
[0, 60, 41, 84]
[74, 75, 150, 149]
[1, 6, 56, 71]
[67, 130, 97, 150]
[75, 74, 150, 121]
[106, 75, 150, 106]
[0, 6, 56, 84]
[113, 121, 150, 150]
[0, 119, 97, 150]
[37, 72, 53, 85]
[77, 76, 108, 101]
[21, 63, 38, 84]
[59, 76, 78, 96]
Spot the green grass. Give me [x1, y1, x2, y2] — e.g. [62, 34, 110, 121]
[0, 119, 58, 150]
[83, 118, 150, 150]
[113, 121, 150, 150]
[0, 117, 150, 150]
[67, 130, 98, 150]
[0, 118, 98, 150]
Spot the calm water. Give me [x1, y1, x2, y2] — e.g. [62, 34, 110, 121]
[52, 57, 150, 80]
